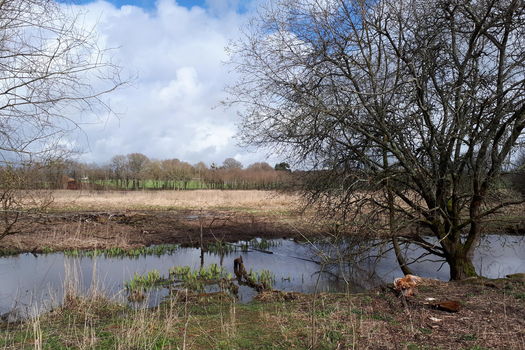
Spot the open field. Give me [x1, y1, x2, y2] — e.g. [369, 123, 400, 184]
[0, 190, 315, 254]
[1, 274, 523, 349]
[48, 190, 302, 212]
[2, 189, 525, 254]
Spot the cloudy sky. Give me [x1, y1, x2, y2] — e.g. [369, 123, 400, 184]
[58, 0, 277, 167]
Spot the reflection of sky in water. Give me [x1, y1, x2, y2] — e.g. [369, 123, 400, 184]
[0, 235, 523, 317]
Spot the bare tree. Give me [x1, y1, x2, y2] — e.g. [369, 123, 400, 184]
[126, 153, 150, 189]
[247, 162, 273, 171]
[228, 0, 525, 279]
[111, 155, 128, 188]
[222, 157, 243, 169]
[0, 0, 124, 239]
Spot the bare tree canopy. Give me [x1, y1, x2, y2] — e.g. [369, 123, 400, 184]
[228, 0, 525, 279]
[0, 0, 124, 241]
[222, 157, 243, 169]
[0, 0, 124, 165]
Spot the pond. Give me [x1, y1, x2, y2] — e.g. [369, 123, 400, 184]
[0, 234, 523, 319]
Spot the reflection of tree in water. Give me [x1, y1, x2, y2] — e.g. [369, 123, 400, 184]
[475, 235, 525, 277]
[300, 236, 393, 290]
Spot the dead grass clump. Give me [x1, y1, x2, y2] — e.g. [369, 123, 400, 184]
[254, 290, 304, 302]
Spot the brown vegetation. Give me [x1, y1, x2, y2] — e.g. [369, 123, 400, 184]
[1, 189, 524, 254]
[0, 190, 312, 253]
[1, 274, 523, 349]
[48, 189, 300, 211]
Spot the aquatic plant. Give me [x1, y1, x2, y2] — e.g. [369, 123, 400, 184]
[206, 241, 237, 255]
[169, 266, 191, 278]
[248, 269, 275, 289]
[169, 266, 203, 291]
[63, 244, 180, 259]
[124, 270, 163, 292]
[170, 264, 227, 281]
[169, 264, 231, 292]
[41, 246, 55, 254]
[250, 238, 278, 250]
[0, 248, 22, 257]
[241, 239, 281, 252]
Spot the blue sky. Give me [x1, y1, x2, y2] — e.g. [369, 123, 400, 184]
[58, 0, 250, 14]
[59, 0, 206, 10]
[53, 0, 276, 167]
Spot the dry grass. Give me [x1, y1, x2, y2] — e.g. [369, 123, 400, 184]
[1, 190, 312, 252]
[46, 190, 301, 212]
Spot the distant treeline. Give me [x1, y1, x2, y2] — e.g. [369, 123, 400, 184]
[8, 153, 294, 190]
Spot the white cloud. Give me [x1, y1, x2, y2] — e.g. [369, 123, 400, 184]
[66, 0, 278, 167]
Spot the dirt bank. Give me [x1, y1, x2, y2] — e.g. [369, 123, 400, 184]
[0, 209, 309, 253]
[2, 206, 524, 255]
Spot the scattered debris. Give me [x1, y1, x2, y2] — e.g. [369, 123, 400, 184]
[429, 316, 442, 322]
[428, 300, 461, 313]
[393, 274, 423, 297]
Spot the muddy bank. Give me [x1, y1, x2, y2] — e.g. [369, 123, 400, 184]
[2, 207, 525, 255]
[0, 210, 309, 254]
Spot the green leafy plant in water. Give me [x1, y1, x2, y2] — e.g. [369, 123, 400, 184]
[170, 264, 227, 281]
[248, 269, 275, 289]
[41, 246, 55, 254]
[247, 238, 281, 251]
[0, 248, 21, 257]
[124, 270, 163, 292]
[63, 244, 180, 259]
[169, 264, 230, 292]
[206, 241, 237, 255]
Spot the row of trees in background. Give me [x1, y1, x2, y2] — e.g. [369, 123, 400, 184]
[12, 154, 293, 191]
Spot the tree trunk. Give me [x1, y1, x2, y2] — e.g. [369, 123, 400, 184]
[447, 250, 478, 280]
[392, 237, 413, 275]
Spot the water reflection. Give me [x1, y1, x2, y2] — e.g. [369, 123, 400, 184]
[0, 234, 523, 318]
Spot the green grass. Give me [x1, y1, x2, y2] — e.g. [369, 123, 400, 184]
[89, 179, 285, 191]
[92, 179, 211, 190]
[514, 292, 525, 300]
[460, 334, 478, 341]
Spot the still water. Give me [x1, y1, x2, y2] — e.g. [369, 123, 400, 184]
[0, 235, 523, 318]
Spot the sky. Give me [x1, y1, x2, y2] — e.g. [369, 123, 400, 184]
[57, 0, 278, 168]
